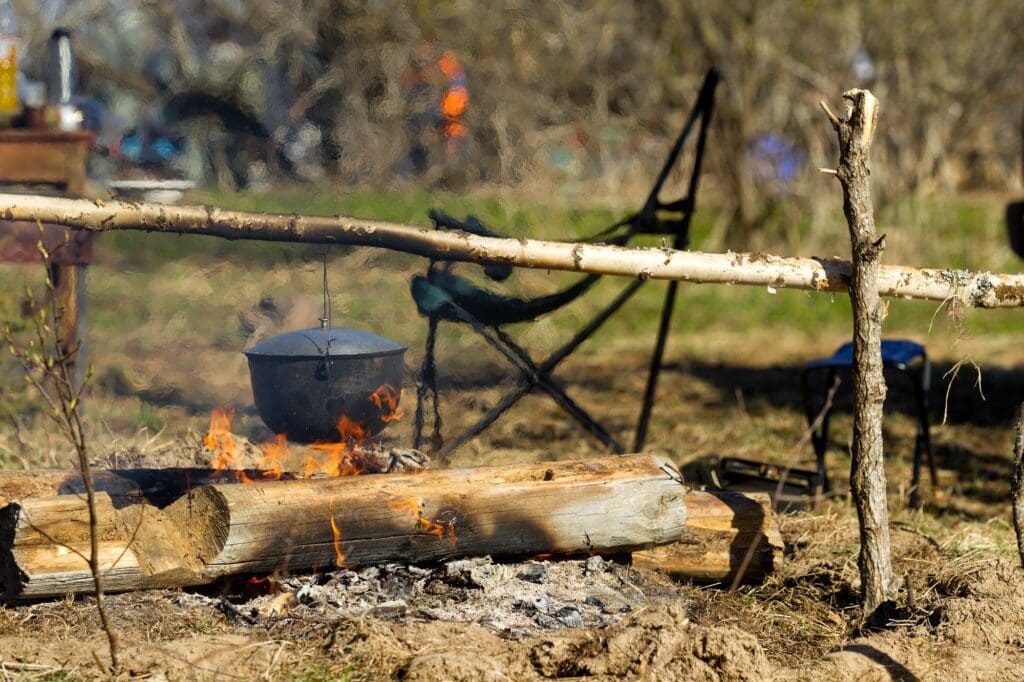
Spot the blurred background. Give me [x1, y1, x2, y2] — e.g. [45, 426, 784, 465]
[1, 0, 1023, 475]
[9, 0, 1024, 248]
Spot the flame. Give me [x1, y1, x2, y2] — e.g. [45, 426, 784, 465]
[387, 497, 457, 542]
[257, 434, 288, 481]
[370, 384, 404, 423]
[204, 406, 249, 482]
[328, 498, 351, 568]
[305, 415, 368, 478]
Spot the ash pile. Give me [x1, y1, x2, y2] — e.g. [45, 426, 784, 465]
[183, 555, 684, 638]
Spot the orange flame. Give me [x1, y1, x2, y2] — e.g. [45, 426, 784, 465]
[257, 434, 288, 481]
[328, 498, 351, 568]
[306, 415, 368, 478]
[370, 384, 404, 423]
[387, 498, 457, 542]
[205, 406, 249, 482]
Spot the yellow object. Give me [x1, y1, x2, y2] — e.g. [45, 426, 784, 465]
[0, 39, 17, 115]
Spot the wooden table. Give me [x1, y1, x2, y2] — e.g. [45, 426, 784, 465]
[0, 129, 95, 384]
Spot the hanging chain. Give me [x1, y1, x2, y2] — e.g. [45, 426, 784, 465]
[321, 248, 332, 384]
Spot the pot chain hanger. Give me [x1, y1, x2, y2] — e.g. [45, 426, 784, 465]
[320, 247, 331, 383]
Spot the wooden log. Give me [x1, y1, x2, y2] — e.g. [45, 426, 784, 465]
[0, 192, 1023, 307]
[2, 454, 687, 599]
[631, 491, 783, 585]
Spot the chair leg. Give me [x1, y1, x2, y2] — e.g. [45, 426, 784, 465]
[436, 282, 646, 461]
[414, 315, 441, 451]
[801, 368, 837, 508]
[634, 280, 680, 452]
[449, 305, 625, 453]
[908, 356, 936, 508]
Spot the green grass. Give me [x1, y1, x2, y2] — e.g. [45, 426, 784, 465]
[1, 186, 1021, 459]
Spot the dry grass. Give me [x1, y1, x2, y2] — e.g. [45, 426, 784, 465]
[2, 189, 1024, 678]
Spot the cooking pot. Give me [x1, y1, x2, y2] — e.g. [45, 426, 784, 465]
[243, 326, 407, 443]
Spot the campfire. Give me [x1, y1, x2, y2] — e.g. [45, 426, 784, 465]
[0, 322, 781, 606]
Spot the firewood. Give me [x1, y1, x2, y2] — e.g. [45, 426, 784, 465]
[631, 491, 783, 585]
[0, 192, 1022, 307]
[2, 454, 688, 600]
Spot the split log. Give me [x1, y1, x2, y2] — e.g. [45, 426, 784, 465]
[1, 193, 1023, 307]
[2, 454, 688, 599]
[632, 491, 783, 584]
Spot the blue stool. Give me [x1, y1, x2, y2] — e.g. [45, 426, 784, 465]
[800, 339, 937, 506]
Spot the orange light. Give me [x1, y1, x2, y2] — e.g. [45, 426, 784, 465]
[370, 384, 404, 423]
[437, 51, 461, 79]
[328, 498, 351, 568]
[257, 434, 288, 481]
[441, 87, 469, 119]
[306, 415, 368, 478]
[387, 497, 457, 543]
[444, 120, 468, 140]
[205, 406, 247, 482]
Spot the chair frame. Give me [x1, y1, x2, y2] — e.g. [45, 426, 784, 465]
[413, 69, 720, 461]
[799, 340, 938, 507]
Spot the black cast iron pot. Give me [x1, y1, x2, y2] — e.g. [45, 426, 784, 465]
[243, 326, 407, 443]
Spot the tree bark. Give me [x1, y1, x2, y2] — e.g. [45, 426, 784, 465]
[822, 90, 896, 622]
[1012, 404, 1024, 569]
[1, 455, 689, 600]
[1, 193, 1024, 307]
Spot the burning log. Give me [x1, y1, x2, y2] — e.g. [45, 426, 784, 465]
[631, 491, 783, 585]
[0, 193, 1023, 307]
[2, 454, 690, 600]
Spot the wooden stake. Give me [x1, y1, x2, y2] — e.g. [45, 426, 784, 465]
[822, 89, 896, 621]
[1011, 404, 1024, 570]
[1, 193, 1023, 307]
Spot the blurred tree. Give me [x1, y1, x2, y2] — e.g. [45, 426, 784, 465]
[9, 0, 1024, 241]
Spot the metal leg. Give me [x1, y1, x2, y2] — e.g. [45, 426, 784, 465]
[633, 280, 679, 452]
[437, 282, 645, 460]
[447, 304, 625, 454]
[413, 315, 440, 451]
[800, 366, 837, 506]
[907, 354, 936, 508]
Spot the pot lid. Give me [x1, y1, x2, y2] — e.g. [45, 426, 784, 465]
[243, 326, 407, 359]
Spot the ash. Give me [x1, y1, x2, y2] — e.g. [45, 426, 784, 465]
[177, 555, 684, 638]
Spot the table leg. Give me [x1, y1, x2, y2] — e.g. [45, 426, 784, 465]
[50, 263, 87, 389]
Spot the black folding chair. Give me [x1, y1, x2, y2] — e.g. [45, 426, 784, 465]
[410, 69, 720, 461]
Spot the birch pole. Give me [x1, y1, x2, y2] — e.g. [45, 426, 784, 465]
[821, 90, 896, 621]
[2, 194, 1024, 308]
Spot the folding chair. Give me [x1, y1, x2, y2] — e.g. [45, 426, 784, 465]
[798, 339, 937, 507]
[410, 69, 720, 461]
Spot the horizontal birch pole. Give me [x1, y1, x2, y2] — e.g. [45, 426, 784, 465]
[2, 192, 1023, 308]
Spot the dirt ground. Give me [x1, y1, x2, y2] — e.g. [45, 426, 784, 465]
[2, 193, 1024, 679]
[4, 338, 1024, 681]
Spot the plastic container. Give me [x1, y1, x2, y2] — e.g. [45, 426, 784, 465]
[0, 0, 19, 118]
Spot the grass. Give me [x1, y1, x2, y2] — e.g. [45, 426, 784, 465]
[0, 186, 1021, 463]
